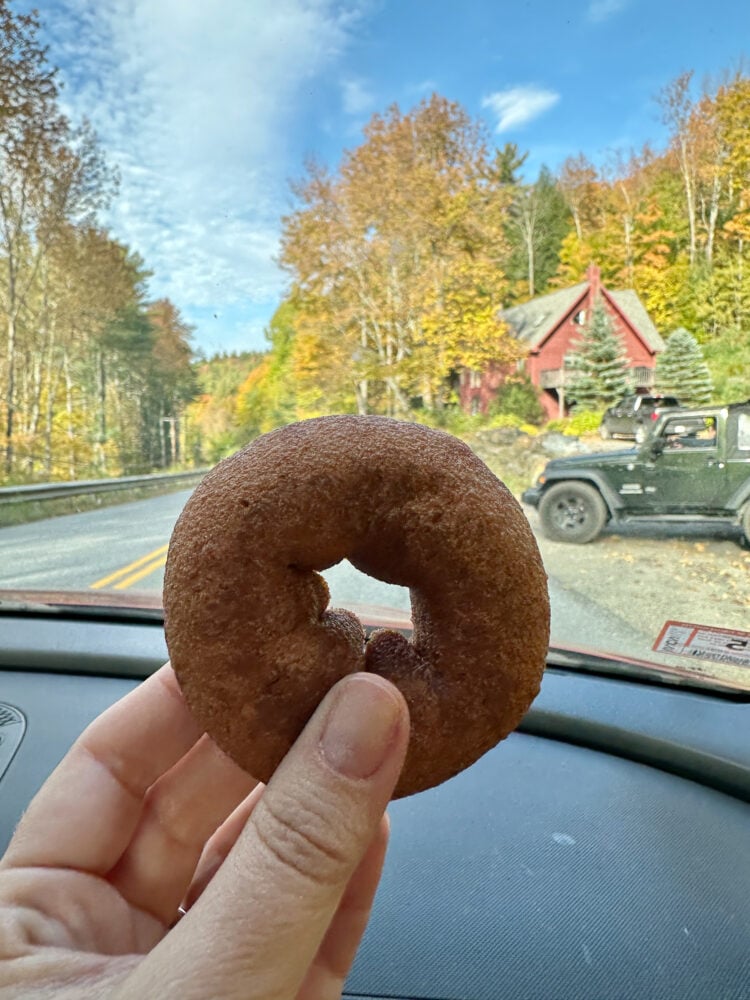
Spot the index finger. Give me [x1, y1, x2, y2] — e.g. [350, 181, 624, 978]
[2, 665, 204, 874]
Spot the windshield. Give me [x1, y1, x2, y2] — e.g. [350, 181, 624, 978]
[0, 0, 748, 694]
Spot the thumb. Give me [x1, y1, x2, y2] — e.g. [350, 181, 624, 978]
[127, 672, 409, 1000]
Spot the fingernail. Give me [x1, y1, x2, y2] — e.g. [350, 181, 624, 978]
[321, 674, 403, 779]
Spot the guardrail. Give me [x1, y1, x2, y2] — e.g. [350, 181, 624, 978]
[0, 469, 209, 505]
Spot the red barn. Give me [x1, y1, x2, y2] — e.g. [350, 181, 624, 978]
[460, 265, 665, 420]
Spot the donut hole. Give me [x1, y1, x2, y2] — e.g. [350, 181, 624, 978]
[321, 558, 411, 615]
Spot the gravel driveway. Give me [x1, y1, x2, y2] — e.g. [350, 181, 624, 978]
[525, 506, 750, 689]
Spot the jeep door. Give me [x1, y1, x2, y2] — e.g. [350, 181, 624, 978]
[645, 415, 726, 510]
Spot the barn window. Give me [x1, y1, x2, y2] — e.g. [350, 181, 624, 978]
[573, 309, 586, 325]
[470, 397, 480, 416]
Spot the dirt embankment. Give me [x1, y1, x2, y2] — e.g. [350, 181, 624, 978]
[466, 425, 617, 497]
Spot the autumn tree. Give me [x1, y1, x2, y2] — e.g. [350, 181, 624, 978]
[188, 350, 265, 460]
[558, 155, 599, 240]
[658, 71, 699, 266]
[0, 4, 116, 475]
[505, 166, 571, 299]
[280, 95, 520, 418]
[141, 299, 196, 467]
[235, 301, 298, 439]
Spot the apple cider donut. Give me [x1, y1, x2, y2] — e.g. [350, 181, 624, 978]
[163, 415, 549, 797]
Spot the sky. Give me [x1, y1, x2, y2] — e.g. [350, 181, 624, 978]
[27, 0, 750, 356]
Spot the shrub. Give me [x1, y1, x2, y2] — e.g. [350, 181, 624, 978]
[488, 375, 545, 425]
[565, 410, 603, 436]
[486, 413, 524, 430]
[412, 407, 485, 436]
[543, 410, 603, 437]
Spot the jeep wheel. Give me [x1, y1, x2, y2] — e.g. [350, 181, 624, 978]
[539, 482, 608, 544]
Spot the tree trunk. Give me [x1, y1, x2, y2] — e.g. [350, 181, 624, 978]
[355, 323, 368, 414]
[527, 234, 535, 299]
[95, 350, 107, 473]
[173, 410, 180, 464]
[704, 171, 721, 265]
[571, 206, 582, 240]
[623, 214, 634, 288]
[43, 323, 57, 477]
[44, 372, 55, 477]
[63, 349, 77, 479]
[160, 407, 167, 468]
[4, 313, 16, 475]
[736, 236, 744, 329]
[679, 137, 697, 267]
[25, 348, 43, 475]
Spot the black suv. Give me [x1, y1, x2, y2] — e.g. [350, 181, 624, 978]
[599, 394, 682, 443]
[522, 401, 750, 546]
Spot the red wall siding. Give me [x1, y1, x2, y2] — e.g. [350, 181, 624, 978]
[459, 361, 512, 415]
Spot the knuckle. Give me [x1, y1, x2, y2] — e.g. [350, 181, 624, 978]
[252, 789, 352, 888]
[140, 788, 198, 853]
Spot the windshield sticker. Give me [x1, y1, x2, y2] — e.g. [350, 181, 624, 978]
[654, 621, 750, 669]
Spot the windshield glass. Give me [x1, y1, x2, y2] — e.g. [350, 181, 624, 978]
[0, 0, 748, 693]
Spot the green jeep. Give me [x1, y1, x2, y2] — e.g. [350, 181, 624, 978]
[521, 400, 750, 547]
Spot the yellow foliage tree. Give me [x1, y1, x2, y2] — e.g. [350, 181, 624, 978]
[279, 95, 516, 418]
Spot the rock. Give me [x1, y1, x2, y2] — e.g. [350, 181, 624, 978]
[537, 433, 583, 456]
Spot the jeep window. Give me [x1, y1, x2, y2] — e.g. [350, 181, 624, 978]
[663, 416, 716, 448]
[739, 414, 750, 450]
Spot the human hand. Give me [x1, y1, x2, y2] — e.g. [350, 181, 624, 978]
[0, 664, 409, 999]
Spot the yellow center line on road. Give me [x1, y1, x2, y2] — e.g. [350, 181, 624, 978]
[90, 544, 169, 590]
[112, 554, 168, 590]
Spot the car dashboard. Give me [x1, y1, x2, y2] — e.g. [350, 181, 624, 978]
[1, 606, 749, 1000]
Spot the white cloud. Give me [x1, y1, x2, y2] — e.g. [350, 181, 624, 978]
[587, 0, 628, 23]
[406, 79, 438, 97]
[41, 0, 365, 351]
[482, 85, 560, 133]
[341, 77, 375, 115]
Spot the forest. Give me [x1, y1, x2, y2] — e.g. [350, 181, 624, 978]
[0, 4, 194, 485]
[1, 0, 749, 480]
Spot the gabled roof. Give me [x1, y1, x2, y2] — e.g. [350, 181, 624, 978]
[502, 283, 587, 349]
[605, 289, 665, 352]
[501, 277, 665, 354]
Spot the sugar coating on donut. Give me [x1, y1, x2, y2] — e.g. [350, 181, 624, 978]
[163, 415, 550, 797]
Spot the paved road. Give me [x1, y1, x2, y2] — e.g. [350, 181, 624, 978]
[0, 488, 655, 656]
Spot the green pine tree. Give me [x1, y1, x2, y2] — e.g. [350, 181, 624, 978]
[565, 301, 630, 410]
[655, 328, 713, 405]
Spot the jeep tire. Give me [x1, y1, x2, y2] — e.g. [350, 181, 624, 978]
[539, 481, 608, 544]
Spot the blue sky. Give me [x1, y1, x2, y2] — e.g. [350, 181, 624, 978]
[30, 0, 750, 356]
